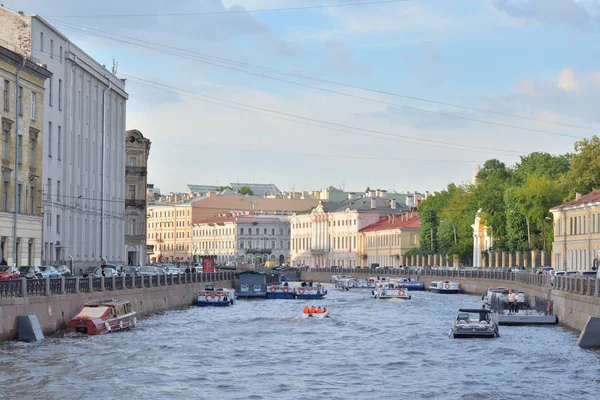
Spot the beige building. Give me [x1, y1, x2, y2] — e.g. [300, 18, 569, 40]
[147, 193, 318, 263]
[125, 129, 151, 267]
[0, 46, 51, 266]
[550, 190, 600, 271]
[358, 214, 420, 267]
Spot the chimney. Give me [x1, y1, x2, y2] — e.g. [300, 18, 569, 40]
[370, 190, 376, 198]
[371, 198, 376, 209]
[348, 193, 355, 200]
[376, 189, 381, 197]
[391, 199, 397, 210]
[576, 192, 582, 200]
[381, 190, 387, 198]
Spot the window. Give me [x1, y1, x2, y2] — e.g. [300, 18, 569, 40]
[58, 79, 62, 110]
[256, 228, 259, 235]
[2, 180, 8, 211]
[47, 122, 52, 157]
[280, 228, 284, 235]
[2, 80, 8, 110]
[130, 219, 136, 235]
[2, 126, 8, 160]
[40, 32, 44, 51]
[56, 215, 61, 234]
[48, 78, 53, 107]
[264, 228, 267, 235]
[30, 137, 36, 168]
[128, 156, 136, 167]
[47, 178, 52, 200]
[129, 185, 136, 200]
[271, 240, 275, 249]
[50, 39, 53, 58]
[29, 185, 35, 213]
[16, 135, 22, 164]
[59, 46, 63, 63]
[16, 183, 22, 213]
[57, 126, 61, 160]
[56, 181, 61, 202]
[17, 86, 22, 115]
[31, 92, 36, 120]
[271, 228, 275, 235]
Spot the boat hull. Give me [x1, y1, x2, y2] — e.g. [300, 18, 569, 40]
[296, 293, 326, 299]
[452, 332, 496, 339]
[66, 313, 137, 335]
[197, 300, 232, 307]
[301, 311, 329, 319]
[493, 313, 557, 326]
[431, 289, 462, 294]
[266, 292, 295, 299]
[402, 283, 425, 291]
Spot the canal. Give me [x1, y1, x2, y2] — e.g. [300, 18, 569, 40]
[1, 285, 598, 399]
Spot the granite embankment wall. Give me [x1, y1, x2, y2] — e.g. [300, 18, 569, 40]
[300, 270, 600, 333]
[0, 275, 233, 341]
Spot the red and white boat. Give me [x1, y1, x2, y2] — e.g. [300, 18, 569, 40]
[67, 299, 137, 335]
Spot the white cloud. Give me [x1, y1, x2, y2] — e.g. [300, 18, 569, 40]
[492, 0, 600, 26]
[556, 67, 580, 93]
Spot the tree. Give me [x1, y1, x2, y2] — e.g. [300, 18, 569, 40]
[514, 152, 570, 184]
[419, 208, 439, 254]
[215, 185, 233, 193]
[238, 186, 254, 195]
[563, 135, 600, 196]
[504, 187, 529, 252]
[437, 220, 458, 255]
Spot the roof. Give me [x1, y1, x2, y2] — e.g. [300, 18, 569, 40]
[300, 196, 408, 215]
[359, 215, 420, 233]
[194, 213, 286, 225]
[187, 184, 218, 194]
[230, 183, 281, 197]
[550, 190, 600, 211]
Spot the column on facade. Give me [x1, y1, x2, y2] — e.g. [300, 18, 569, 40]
[472, 233, 481, 268]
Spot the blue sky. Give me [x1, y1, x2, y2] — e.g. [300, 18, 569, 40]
[6, 0, 600, 194]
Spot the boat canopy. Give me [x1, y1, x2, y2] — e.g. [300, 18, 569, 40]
[76, 306, 110, 319]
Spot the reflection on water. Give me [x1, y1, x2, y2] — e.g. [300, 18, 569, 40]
[0, 286, 598, 400]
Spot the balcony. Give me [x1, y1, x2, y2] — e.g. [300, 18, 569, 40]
[125, 199, 146, 208]
[126, 166, 147, 176]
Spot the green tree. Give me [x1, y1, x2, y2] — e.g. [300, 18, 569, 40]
[437, 220, 458, 254]
[504, 187, 529, 252]
[419, 208, 439, 254]
[514, 152, 570, 184]
[215, 185, 233, 193]
[238, 186, 254, 196]
[563, 135, 600, 196]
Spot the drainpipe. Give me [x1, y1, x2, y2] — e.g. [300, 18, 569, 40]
[68, 254, 73, 274]
[12, 56, 25, 269]
[100, 79, 112, 263]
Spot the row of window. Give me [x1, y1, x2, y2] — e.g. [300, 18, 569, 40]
[148, 209, 191, 218]
[560, 214, 600, 236]
[0, 180, 36, 214]
[2, 124, 39, 167]
[292, 220, 357, 229]
[2, 80, 38, 120]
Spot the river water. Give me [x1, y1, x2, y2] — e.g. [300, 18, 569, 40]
[1, 285, 598, 400]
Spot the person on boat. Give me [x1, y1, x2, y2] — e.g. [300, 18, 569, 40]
[309, 280, 313, 287]
[185, 266, 191, 274]
[283, 280, 289, 287]
[310, 306, 316, 314]
[323, 308, 328, 313]
[316, 307, 323, 314]
[301, 281, 307, 287]
[303, 306, 309, 314]
[0, 258, 7, 266]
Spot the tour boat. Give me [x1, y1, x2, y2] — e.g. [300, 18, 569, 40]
[489, 292, 556, 326]
[266, 284, 295, 299]
[373, 284, 411, 300]
[450, 308, 499, 339]
[301, 308, 330, 319]
[335, 278, 376, 290]
[295, 285, 327, 299]
[390, 277, 425, 291]
[331, 275, 353, 284]
[430, 281, 463, 294]
[197, 287, 237, 306]
[66, 299, 137, 335]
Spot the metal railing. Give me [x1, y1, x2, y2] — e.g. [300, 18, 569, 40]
[0, 272, 234, 298]
[312, 267, 600, 298]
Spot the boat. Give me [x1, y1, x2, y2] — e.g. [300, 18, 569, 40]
[66, 299, 137, 335]
[481, 286, 509, 306]
[331, 275, 353, 284]
[335, 278, 376, 290]
[490, 293, 557, 326]
[430, 280, 463, 294]
[301, 307, 329, 319]
[197, 286, 237, 306]
[373, 283, 411, 299]
[450, 308, 499, 339]
[295, 284, 327, 299]
[390, 277, 425, 291]
[266, 284, 296, 299]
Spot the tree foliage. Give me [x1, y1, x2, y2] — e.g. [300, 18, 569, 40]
[215, 185, 233, 193]
[238, 186, 254, 195]
[418, 208, 438, 254]
[563, 135, 600, 196]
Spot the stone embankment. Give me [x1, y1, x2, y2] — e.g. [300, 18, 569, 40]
[0, 272, 234, 341]
[301, 268, 600, 333]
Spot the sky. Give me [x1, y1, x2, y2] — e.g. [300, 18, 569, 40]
[5, 0, 600, 195]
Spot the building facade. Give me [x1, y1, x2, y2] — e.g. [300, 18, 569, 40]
[0, 45, 51, 266]
[550, 190, 600, 271]
[471, 209, 494, 268]
[290, 190, 407, 267]
[192, 214, 290, 266]
[358, 214, 420, 267]
[125, 129, 150, 267]
[0, 8, 128, 272]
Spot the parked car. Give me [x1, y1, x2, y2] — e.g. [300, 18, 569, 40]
[39, 266, 61, 279]
[18, 266, 43, 279]
[0, 266, 20, 280]
[165, 268, 180, 275]
[139, 266, 160, 276]
[56, 265, 72, 277]
[580, 271, 597, 278]
[554, 270, 579, 277]
[122, 266, 140, 276]
[92, 265, 118, 278]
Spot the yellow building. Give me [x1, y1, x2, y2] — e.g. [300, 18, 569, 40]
[550, 190, 600, 271]
[358, 214, 420, 267]
[0, 46, 51, 266]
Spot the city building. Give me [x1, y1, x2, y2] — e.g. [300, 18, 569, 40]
[0, 45, 51, 266]
[550, 191, 600, 271]
[125, 129, 150, 267]
[358, 214, 420, 267]
[290, 189, 408, 268]
[186, 182, 281, 198]
[0, 7, 129, 270]
[319, 186, 427, 207]
[192, 213, 290, 266]
[146, 193, 318, 263]
[472, 209, 494, 268]
[146, 184, 160, 201]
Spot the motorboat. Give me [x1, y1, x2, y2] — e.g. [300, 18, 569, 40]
[390, 277, 425, 291]
[430, 280, 462, 294]
[481, 286, 509, 306]
[373, 283, 411, 300]
[331, 275, 353, 284]
[301, 307, 329, 319]
[295, 284, 327, 299]
[336, 278, 376, 290]
[266, 284, 295, 299]
[197, 286, 237, 306]
[67, 299, 137, 335]
[450, 308, 499, 339]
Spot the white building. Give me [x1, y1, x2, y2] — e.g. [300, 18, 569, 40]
[192, 213, 291, 266]
[0, 8, 128, 271]
[290, 190, 407, 267]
